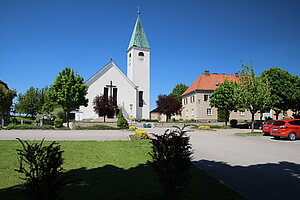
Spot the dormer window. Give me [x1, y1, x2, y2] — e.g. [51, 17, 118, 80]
[138, 52, 144, 57]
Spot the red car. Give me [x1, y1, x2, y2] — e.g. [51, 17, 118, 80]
[262, 120, 274, 135]
[270, 119, 300, 141]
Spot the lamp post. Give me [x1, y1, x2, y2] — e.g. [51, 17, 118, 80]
[197, 99, 201, 122]
[129, 104, 133, 118]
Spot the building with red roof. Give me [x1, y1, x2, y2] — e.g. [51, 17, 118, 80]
[181, 70, 285, 122]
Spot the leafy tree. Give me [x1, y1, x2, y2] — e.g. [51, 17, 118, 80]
[290, 75, 300, 118]
[236, 63, 271, 132]
[217, 108, 227, 123]
[0, 87, 17, 124]
[40, 87, 57, 114]
[93, 95, 115, 122]
[48, 67, 88, 127]
[15, 87, 47, 119]
[170, 83, 189, 104]
[156, 94, 181, 121]
[261, 67, 295, 119]
[210, 79, 238, 125]
[149, 126, 193, 200]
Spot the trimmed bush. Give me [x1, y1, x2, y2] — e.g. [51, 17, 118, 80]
[128, 126, 136, 131]
[5, 124, 55, 130]
[117, 112, 128, 128]
[15, 138, 66, 200]
[6, 124, 36, 130]
[198, 125, 211, 130]
[210, 125, 231, 129]
[135, 129, 148, 139]
[54, 118, 63, 128]
[149, 126, 193, 200]
[41, 125, 55, 130]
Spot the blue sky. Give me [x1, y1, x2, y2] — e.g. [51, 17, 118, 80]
[1, 0, 300, 110]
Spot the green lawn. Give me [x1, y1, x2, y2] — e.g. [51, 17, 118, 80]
[235, 132, 264, 136]
[0, 140, 243, 200]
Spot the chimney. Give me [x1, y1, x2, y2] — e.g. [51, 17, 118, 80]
[204, 70, 210, 76]
[235, 72, 239, 78]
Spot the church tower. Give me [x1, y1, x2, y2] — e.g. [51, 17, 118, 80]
[127, 10, 150, 119]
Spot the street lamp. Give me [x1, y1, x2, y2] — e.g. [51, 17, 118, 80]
[129, 104, 133, 118]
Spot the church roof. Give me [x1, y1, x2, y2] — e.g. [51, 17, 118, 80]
[182, 71, 240, 96]
[85, 60, 137, 89]
[127, 13, 150, 50]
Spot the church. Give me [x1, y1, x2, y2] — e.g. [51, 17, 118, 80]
[79, 11, 150, 120]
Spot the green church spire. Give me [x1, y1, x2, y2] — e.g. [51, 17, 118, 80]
[127, 10, 150, 50]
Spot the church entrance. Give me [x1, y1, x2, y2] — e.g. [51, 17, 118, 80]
[104, 80, 118, 118]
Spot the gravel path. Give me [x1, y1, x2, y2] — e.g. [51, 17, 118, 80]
[0, 128, 168, 141]
[0, 129, 132, 141]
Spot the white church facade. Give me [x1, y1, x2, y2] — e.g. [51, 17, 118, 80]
[79, 12, 150, 120]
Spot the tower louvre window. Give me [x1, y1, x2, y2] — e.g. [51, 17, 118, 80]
[139, 91, 143, 107]
[138, 52, 144, 57]
[129, 53, 131, 58]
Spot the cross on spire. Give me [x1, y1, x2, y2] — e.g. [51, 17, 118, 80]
[137, 7, 140, 15]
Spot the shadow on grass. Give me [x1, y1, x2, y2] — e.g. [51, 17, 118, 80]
[193, 160, 300, 200]
[0, 163, 242, 200]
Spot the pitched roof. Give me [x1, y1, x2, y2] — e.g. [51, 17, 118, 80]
[182, 72, 240, 96]
[85, 60, 137, 89]
[127, 14, 150, 50]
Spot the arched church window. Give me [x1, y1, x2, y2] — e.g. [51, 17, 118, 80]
[138, 52, 144, 57]
[129, 53, 131, 58]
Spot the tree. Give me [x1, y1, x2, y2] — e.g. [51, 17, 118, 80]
[48, 67, 88, 127]
[210, 79, 238, 125]
[170, 83, 189, 104]
[93, 95, 115, 122]
[290, 75, 300, 118]
[0, 87, 17, 124]
[15, 87, 47, 119]
[236, 63, 271, 133]
[156, 94, 181, 121]
[261, 67, 294, 119]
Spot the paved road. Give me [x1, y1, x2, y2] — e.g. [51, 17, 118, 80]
[1, 128, 299, 199]
[0, 129, 133, 141]
[189, 129, 300, 200]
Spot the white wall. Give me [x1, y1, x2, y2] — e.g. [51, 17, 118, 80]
[127, 47, 150, 119]
[80, 63, 137, 119]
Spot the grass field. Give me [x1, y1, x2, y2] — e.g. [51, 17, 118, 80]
[235, 132, 264, 136]
[0, 140, 243, 200]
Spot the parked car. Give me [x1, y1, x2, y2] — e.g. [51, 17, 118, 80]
[270, 119, 300, 141]
[262, 120, 274, 135]
[248, 120, 265, 129]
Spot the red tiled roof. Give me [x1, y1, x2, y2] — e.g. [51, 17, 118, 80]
[182, 73, 240, 96]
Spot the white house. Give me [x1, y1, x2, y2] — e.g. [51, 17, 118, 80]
[79, 11, 150, 120]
